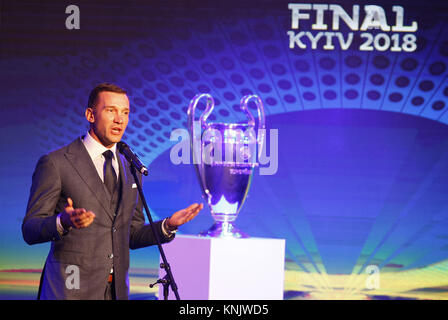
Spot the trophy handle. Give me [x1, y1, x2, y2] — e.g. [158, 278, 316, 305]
[239, 95, 266, 160]
[187, 93, 215, 160]
[187, 93, 215, 129]
[187, 93, 215, 196]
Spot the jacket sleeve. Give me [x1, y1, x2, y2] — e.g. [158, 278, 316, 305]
[22, 155, 63, 245]
[128, 174, 174, 250]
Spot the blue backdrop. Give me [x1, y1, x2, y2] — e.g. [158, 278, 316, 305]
[0, 0, 447, 299]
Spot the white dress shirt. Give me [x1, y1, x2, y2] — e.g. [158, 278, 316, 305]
[82, 131, 119, 183]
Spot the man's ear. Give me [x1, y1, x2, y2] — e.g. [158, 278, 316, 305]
[85, 108, 95, 123]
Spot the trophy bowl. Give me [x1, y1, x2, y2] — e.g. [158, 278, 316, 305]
[187, 94, 265, 238]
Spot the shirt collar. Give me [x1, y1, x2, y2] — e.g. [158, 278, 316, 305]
[83, 131, 117, 160]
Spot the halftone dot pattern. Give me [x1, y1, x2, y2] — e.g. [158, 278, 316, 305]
[316, 54, 340, 108]
[419, 35, 448, 120]
[35, 9, 448, 164]
[340, 54, 362, 108]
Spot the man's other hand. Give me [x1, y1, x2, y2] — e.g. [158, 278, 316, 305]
[166, 203, 204, 231]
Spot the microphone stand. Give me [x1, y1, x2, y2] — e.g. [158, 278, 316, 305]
[129, 163, 180, 300]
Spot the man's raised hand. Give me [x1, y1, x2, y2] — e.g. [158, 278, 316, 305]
[60, 197, 96, 229]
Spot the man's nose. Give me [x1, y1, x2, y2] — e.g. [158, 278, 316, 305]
[114, 114, 124, 123]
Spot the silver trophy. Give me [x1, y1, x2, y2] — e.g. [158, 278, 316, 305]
[187, 93, 265, 238]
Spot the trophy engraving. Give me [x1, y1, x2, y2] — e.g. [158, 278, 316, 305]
[187, 93, 265, 238]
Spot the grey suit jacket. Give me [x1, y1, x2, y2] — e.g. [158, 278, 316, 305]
[22, 137, 173, 300]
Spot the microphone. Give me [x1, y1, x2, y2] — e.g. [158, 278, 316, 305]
[117, 141, 149, 176]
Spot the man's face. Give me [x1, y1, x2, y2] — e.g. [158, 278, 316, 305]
[85, 91, 130, 148]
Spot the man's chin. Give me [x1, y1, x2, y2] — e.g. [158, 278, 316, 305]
[102, 136, 123, 148]
[110, 137, 123, 145]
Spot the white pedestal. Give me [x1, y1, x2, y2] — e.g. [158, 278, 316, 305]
[159, 235, 285, 300]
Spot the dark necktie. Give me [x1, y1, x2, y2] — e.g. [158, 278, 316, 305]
[103, 150, 117, 195]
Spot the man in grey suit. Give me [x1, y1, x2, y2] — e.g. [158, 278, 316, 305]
[22, 83, 203, 300]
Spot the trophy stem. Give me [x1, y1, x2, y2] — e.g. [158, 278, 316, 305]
[199, 221, 249, 238]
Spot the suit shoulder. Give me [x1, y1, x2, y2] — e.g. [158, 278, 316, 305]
[45, 137, 83, 159]
[35, 137, 83, 167]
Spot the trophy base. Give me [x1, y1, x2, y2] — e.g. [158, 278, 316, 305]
[199, 222, 249, 238]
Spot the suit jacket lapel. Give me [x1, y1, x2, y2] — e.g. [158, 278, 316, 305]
[64, 138, 115, 221]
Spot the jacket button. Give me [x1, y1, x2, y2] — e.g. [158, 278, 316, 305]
[112, 227, 117, 232]
[108, 254, 114, 259]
